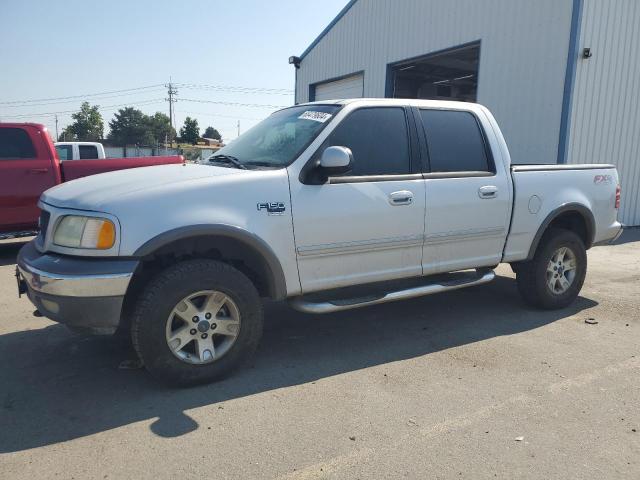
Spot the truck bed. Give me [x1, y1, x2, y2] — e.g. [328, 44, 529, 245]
[61, 155, 183, 181]
[504, 163, 620, 262]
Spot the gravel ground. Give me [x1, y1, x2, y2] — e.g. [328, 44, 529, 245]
[0, 231, 638, 479]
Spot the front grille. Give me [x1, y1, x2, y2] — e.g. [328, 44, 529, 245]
[38, 210, 51, 241]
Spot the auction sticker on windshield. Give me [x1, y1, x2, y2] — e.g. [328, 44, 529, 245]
[299, 111, 333, 123]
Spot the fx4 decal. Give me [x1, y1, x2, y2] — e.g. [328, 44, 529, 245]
[594, 174, 613, 185]
[257, 202, 286, 215]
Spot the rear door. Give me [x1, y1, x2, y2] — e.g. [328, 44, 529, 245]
[415, 108, 511, 274]
[0, 127, 57, 231]
[290, 106, 426, 293]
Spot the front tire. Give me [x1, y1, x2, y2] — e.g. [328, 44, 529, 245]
[516, 228, 587, 310]
[131, 259, 263, 387]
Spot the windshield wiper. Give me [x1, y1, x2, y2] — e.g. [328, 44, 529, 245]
[208, 154, 247, 170]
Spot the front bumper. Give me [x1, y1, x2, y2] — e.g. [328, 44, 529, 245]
[17, 241, 138, 335]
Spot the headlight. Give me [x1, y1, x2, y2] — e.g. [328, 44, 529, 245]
[53, 216, 116, 250]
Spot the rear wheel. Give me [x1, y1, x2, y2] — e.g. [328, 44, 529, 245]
[131, 259, 263, 386]
[516, 228, 587, 309]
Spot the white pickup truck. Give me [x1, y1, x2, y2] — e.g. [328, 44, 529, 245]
[54, 141, 106, 161]
[17, 99, 622, 386]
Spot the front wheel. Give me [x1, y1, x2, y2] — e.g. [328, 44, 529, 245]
[131, 259, 263, 386]
[516, 228, 587, 309]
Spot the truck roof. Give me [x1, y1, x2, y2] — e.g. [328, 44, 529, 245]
[288, 98, 488, 111]
[0, 122, 47, 130]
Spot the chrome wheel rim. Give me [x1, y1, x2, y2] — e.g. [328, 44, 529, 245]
[165, 290, 241, 365]
[546, 246, 577, 295]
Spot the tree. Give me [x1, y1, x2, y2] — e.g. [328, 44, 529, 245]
[63, 102, 104, 141]
[58, 126, 76, 141]
[203, 126, 221, 141]
[108, 107, 154, 145]
[180, 117, 200, 144]
[147, 112, 176, 144]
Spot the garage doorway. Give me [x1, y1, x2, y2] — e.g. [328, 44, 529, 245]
[387, 42, 480, 102]
[311, 72, 364, 101]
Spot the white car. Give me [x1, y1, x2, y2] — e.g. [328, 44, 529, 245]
[54, 141, 106, 161]
[18, 99, 623, 386]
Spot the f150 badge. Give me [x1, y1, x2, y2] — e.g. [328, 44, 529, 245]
[257, 202, 286, 215]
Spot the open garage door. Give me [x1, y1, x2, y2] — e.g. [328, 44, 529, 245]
[313, 73, 364, 101]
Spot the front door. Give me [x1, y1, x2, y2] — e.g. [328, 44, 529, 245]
[289, 107, 426, 293]
[0, 127, 57, 232]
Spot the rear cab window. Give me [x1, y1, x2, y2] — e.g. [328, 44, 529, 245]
[418, 109, 494, 174]
[320, 107, 412, 178]
[0, 128, 36, 159]
[56, 145, 73, 161]
[78, 145, 99, 159]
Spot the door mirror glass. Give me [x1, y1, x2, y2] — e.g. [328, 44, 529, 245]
[320, 146, 352, 173]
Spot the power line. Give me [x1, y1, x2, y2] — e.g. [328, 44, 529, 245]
[0, 99, 166, 119]
[1, 82, 293, 106]
[180, 98, 288, 109]
[174, 109, 264, 121]
[0, 84, 164, 106]
[0, 88, 166, 108]
[176, 83, 293, 95]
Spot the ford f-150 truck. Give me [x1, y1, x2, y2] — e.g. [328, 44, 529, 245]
[16, 99, 623, 386]
[0, 123, 183, 239]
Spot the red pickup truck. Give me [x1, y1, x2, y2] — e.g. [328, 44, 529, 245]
[0, 123, 183, 239]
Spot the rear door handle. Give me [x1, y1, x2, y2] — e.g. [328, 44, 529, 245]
[478, 186, 498, 199]
[389, 190, 414, 206]
[29, 168, 49, 174]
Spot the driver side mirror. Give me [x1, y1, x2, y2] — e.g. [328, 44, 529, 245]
[319, 146, 353, 175]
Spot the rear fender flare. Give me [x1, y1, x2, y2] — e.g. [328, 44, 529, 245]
[526, 203, 595, 260]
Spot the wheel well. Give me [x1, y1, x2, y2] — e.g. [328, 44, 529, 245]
[140, 235, 278, 296]
[525, 207, 594, 262]
[547, 211, 589, 247]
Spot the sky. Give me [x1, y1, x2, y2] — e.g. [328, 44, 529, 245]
[0, 0, 349, 142]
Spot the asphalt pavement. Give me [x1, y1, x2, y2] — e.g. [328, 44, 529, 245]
[0, 231, 638, 479]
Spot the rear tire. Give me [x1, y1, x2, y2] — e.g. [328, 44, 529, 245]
[131, 259, 263, 387]
[516, 228, 587, 309]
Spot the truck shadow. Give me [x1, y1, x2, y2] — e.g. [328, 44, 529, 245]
[0, 275, 597, 453]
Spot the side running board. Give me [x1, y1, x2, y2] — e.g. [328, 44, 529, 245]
[289, 269, 495, 314]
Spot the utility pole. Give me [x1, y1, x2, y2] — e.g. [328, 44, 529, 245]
[165, 78, 178, 145]
[237, 120, 240, 138]
[55, 115, 59, 140]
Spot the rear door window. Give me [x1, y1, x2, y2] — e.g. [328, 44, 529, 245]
[419, 109, 492, 173]
[78, 145, 99, 159]
[322, 107, 410, 176]
[0, 128, 36, 159]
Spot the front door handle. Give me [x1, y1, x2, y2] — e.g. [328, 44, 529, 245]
[389, 190, 414, 206]
[478, 186, 498, 199]
[29, 168, 49, 174]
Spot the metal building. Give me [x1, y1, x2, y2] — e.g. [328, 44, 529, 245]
[293, 0, 640, 226]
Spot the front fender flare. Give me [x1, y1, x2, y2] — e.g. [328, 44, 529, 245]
[133, 224, 287, 300]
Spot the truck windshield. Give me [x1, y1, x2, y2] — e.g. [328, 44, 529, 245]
[207, 104, 340, 168]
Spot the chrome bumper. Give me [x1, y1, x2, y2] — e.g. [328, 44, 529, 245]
[18, 261, 133, 298]
[16, 241, 138, 334]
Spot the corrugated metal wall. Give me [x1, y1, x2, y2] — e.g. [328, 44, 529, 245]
[296, 0, 574, 166]
[568, 0, 640, 226]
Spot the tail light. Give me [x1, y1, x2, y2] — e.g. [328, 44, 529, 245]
[615, 185, 621, 209]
